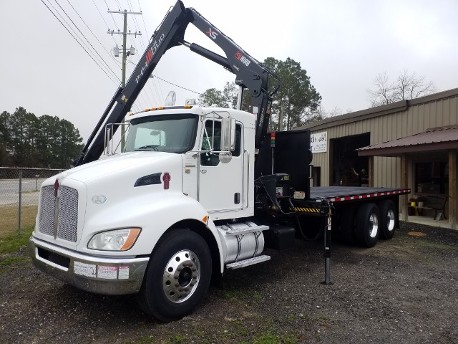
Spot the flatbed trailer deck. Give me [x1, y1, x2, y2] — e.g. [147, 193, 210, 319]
[310, 186, 410, 202]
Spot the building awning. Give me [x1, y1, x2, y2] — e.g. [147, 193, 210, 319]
[358, 125, 458, 157]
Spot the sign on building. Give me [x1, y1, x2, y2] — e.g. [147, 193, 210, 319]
[311, 131, 327, 153]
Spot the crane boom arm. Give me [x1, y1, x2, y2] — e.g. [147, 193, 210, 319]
[75, 1, 278, 166]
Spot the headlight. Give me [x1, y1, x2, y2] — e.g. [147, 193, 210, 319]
[88, 228, 141, 251]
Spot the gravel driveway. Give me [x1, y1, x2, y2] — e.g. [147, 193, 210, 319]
[1, 222, 457, 344]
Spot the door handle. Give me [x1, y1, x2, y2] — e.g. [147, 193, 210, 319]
[200, 170, 207, 174]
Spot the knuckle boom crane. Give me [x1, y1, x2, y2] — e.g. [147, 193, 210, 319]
[31, 0, 410, 322]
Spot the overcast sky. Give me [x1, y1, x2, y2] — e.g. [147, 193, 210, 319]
[1, 0, 457, 141]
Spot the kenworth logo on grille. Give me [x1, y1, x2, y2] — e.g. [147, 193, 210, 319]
[53, 179, 60, 239]
[54, 179, 59, 197]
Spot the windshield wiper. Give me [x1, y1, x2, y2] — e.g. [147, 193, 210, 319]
[135, 145, 160, 151]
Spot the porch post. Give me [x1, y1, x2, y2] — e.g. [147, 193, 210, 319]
[400, 154, 408, 221]
[368, 156, 374, 187]
[449, 151, 457, 229]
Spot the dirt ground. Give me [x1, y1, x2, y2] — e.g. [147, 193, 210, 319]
[1, 221, 457, 344]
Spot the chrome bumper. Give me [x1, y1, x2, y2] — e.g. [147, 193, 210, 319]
[29, 236, 149, 295]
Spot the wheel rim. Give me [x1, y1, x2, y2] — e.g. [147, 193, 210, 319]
[368, 213, 379, 238]
[162, 250, 200, 303]
[386, 209, 396, 232]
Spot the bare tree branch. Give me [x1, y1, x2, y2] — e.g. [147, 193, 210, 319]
[368, 70, 435, 107]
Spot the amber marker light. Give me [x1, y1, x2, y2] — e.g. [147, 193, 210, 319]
[121, 228, 142, 251]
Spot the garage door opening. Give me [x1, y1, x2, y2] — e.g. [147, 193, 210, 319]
[331, 133, 370, 186]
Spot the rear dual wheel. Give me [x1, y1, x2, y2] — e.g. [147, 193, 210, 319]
[379, 200, 397, 240]
[355, 203, 380, 248]
[354, 200, 397, 247]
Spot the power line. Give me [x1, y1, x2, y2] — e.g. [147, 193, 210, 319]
[91, 0, 118, 46]
[104, 0, 120, 30]
[134, 1, 166, 104]
[65, 0, 120, 68]
[40, 0, 119, 84]
[124, 0, 159, 106]
[45, 0, 119, 83]
[53, 0, 119, 81]
[137, 0, 150, 38]
[153, 75, 202, 95]
[45, 0, 202, 106]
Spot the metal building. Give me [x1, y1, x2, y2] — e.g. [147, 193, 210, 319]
[300, 88, 458, 229]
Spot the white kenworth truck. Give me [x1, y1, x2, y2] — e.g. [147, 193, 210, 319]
[30, 1, 409, 321]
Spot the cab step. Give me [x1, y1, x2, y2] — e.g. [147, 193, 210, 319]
[226, 255, 271, 270]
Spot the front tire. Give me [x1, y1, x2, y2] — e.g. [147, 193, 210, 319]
[355, 203, 380, 248]
[138, 229, 212, 322]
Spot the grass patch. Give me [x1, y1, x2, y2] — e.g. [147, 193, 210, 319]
[0, 255, 29, 267]
[0, 205, 37, 238]
[0, 226, 33, 254]
[241, 333, 298, 344]
[0, 226, 33, 268]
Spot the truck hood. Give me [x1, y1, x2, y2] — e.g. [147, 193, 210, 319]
[41, 152, 185, 200]
[47, 152, 182, 185]
[36, 152, 185, 250]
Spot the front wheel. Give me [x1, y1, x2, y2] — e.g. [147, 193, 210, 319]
[138, 229, 212, 322]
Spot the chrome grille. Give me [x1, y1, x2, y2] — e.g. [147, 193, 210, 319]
[57, 186, 78, 242]
[38, 185, 79, 242]
[39, 186, 55, 236]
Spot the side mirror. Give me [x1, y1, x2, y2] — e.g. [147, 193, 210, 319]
[221, 117, 236, 152]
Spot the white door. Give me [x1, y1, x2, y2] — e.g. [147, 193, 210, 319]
[198, 119, 244, 213]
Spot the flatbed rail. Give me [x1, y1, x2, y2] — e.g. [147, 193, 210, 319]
[310, 187, 410, 203]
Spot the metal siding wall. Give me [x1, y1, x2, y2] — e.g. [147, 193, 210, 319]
[407, 98, 458, 134]
[373, 156, 399, 187]
[310, 94, 458, 187]
[451, 97, 458, 125]
[311, 152, 327, 185]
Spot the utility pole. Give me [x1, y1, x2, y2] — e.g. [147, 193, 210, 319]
[107, 9, 142, 149]
[107, 9, 142, 87]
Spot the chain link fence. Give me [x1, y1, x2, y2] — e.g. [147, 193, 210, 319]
[0, 167, 64, 236]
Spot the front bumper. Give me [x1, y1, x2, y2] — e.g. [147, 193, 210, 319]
[29, 236, 149, 295]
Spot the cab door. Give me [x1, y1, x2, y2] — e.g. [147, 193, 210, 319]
[198, 118, 244, 214]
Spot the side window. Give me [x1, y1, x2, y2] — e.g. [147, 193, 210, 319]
[200, 121, 242, 166]
[201, 120, 221, 166]
[233, 123, 242, 157]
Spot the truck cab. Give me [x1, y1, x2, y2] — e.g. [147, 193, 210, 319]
[121, 105, 256, 220]
[30, 105, 270, 321]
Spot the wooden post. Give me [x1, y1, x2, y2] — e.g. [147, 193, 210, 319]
[449, 151, 457, 229]
[400, 155, 408, 221]
[368, 156, 374, 187]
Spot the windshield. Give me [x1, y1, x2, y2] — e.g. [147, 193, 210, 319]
[123, 113, 198, 153]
